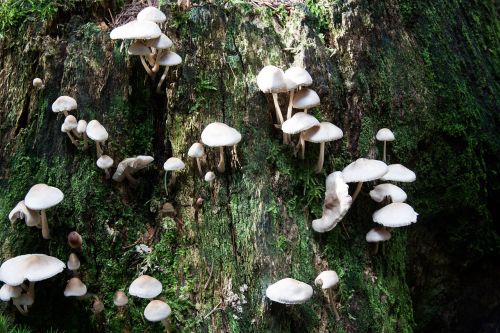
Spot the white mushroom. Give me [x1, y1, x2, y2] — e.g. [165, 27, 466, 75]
[32, 78, 44, 89]
[144, 300, 172, 332]
[24, 184, 64, 239]
[201, 122, 242, 173]
[156, 51, 182, 93]
[257, 65, 287, 125]
[302, 122, 343, 173]
[77, 120, 88, 150]
[86, 120, 108, 157]
[380, 164, 416, 182]
[188, 142, 205, 176]
[97, 155, 114, 179]
[52, 96, 77, 117]
[163, 157, 185, 192]
[376, 128, 395, 162]
[265, 278, 313, 304]
[372, 203, 418, 227]
[281, 112, 320, 159]
[128, 275, 162, 299]
[112, 156, 154, 185]
[369, 183, 407, 203]
[341, 158, 388, 202]
[315, 270, 340, 320]
[366, 228, 392, 254]
[64, 277, 87, 297]
[8, 200, 41, 228]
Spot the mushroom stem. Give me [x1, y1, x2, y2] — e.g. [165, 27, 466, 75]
[124, 169, 139, 186]
[164, 172, 169, 195]
[374, 242, 380, 255]
[104, 168, 111, 180]
[196, 158, 203, 176]
[304, 108, 308, 114]
[14, 303, 26, 315]
[161, 318, 172, 333]
[66, 132, 78, 145]
[95, 142, 103, 158]
[140, 55, 154, 77]
[383, 141, 387, 162]
[314, 142, 326, 174]
[40, 209, 50, 239]
[72, 129, 81, 138]
[299, 134, 306, 160]
[217, 146, 226, 173]
[157, 66, 170, 93]
[271, 93, 284, 124]
[152, 50, 162, 73]
[352, 182, 363, 202]
[328, 289, 341, 321]
[284, 90, 295, 144]
[63, 111, 69, 117]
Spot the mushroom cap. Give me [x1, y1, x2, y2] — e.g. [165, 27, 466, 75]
[64, 277, 87, 297]
[113, 291, 129, 306]
[281, 112, 320, 135]
[163, 157, 185, 171]
[0, 254, 65, 286]
[61, 122, 73, 133]
[97, 155, 114, 169]
[128, 275, 162, 299]
[144, 300, 172, 322]
[266, 278, 313, 304]
[52, 96, 77, 113]
[157, 51, 182, 66]
[64, 115, 78, 129]
[112, 156, 154, 182]
[204, 171, 215, 182]
[67, 253, 80, 271]
[24, 184, 64, 211]
[284, 67, 312, 87]
[369, 183, 407, 203]
[76, 120, 87, 134]
[128, 41, 152, 56]
[86, 120, 109, 142]
[292, 88, 320, 109]
[285, 77, 299, 91]
[380, 164, 416, 182]
[93, 298, 105, 313]
[314, 271, 339, 289]
[376, 128, 395, 141]
[68, 231, 83, 249]
[256, 65, 287, 93]
[146, 33, 173, 49]
[137, 6, 167, 23]
[372, 202, 418, 227]
[110, 20, 161, 40]
[201, 122, 242, 147]
[32, 78, 43, 88]
[366, 228, 392, 242]
[341, 158, 388, 183]
[0, 284, 22, 301]
[188, 142, 205, 158]
[302, 122, 343, 143]
[8, 201, 40, 227]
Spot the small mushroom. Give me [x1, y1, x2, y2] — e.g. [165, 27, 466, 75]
[204, 171, 215, 187]
[341, 158, 388, 202]
[64, 115, 80, 138]
[0, 284, 22, 302]
[266, 278, 313, 304]
[302, 122, 343, 173]
[163, 157, 185, 192]
[369, 183, 407, 203]
[128, 41, 154, 77]
[380, 164, 416, 183]
[283, 67, 313, 120]
[92, 297, 105, 314]
[201, 122, 242, 173]
[315, 271, 340, 320]
[97, 155, 114, 179]
[67, 253, 80, 272]
[24, 184, 64, 239]
[256, 65, 287, 126]
[8, 200, 41, 228]
[77, 120, 88, 150]
[128, 275, 162, 299]
[144, 300, 172, 333]
[32, 78, 44, 89]
[137, 6, 167, 23]
[188, 142, 205, 176]
[86, 120, 108, 157]
[52, 96, 77, 117]
[112, 156, 154, 185]
[12, 293, 34, 315]
[113, 290, 129, 307]
[68, 231, 83, 251]
[161, 202, 176, 217]
[61, 122, 78, 145]
[292, 88, 320, 114]
[281, 112, 319, 159]
[64, 277, 87, 297]
[156, 51, 182, 93]
[376, 128, 395, 162]
[372, 202, 418, 227]
[366, 228, 392, 254]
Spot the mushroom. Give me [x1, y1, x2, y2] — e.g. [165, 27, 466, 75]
[128, 41, 155, 77]
[281, 112, 319, 159]
[128, 275, 162, 299]
[13, 293, 34, 315]
[163, 157, 185, 192]
[266, 278, 313, 305]
[372, 202, 418, 227]
[24, 184, 64, 239]
[204, 171, 215, 187]
[366, 228, 392, 254]
[201, 122, 242, 173]
[68, 231, 83, 251]
[376, 128, 395, 162]
[64, 277, 87, 297]
[137, 6, 167, 23]
[283, 67, 312, 120]
[92, 297, 105, 314]
[110, 20, 162, 40]
[147, 33, 174, 73]
[32, 78, 44, 89]
[0, 284, 22, 302]
[380, 164, 416, 183]
[156, 51, 182, 93]
[144, 300, 172, 332]
[315, 271, 340, 320]
[52, 96, 77, 117]
[256, 65, 287, 126]
[97, 155, 114, 179]
[86, 120, 108, 157]
[160, 202, 176, 217]
[67, 253, 80, 272]
[77, 120, 88, 150]
[8, 200, 41, 228]
[188, 142, 205, 176]
[312, 172, 352, 233]
[292, 88, 320, 114]
[302, 122, 343, 173]
[112, 156, 154, 185]
[341, 158, 388, 202]
[369, 183, 407, 203]
[61, 122, 78, 145]
[113, 290, 129, 307]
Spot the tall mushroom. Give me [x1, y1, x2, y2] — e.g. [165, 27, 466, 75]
[97, 155, 114, 179]
[256, 65, 287, 125]
[266, 278, 313, 305]
[156, 51, 182, 93]
[163, 157, 185, 193]
[77, 120, 88, 150]
[376, 128, 395, 162]
[281, 112, 319, 159]
[61, 122, 78, 145]
[52, 96, 77, 117]
[9, 200, 41, 228]
[315, 271, 341, 320]
[112, 156, 154, 185]
[144, 300, 172, 333]
[341, 158, 388, 202]
[201, 122, 242, 173]
[86, 120, 109, 157]
[372, 202, 418, 227]
[302, 122, 343, 173]
[188, 142, 205, 176]
[24, 184, 64, 239]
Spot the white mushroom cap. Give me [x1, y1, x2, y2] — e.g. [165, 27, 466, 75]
[314, 271, 339, 289]
[76, 120, 87, 134]
[0, 254, 65, 286]
[204, 171, 215, 182]
[64, 277, 87, 297]
[64, 115, 78, 129]
[380, 164, 416, 182]
[341, 158, 388, 183]
[97, 155, 114, 169]
[376, 128, 395, 141]
[86, 120, 109, 142]
[0, 284, 22, 301]
[113, 291, 129, 307]
[285, 77, 298, 91]
[163, 157, 185, 171]
[369, 183, 407, 203]
[24, 184, 64, 211]
[372, 202, 418, 227]
[266, 278, 313, 304]
[128, 41, 152, 56]
[201, 122, 242, 147]
[281, 112, 320, 135]
[32, 78, 43, 88]
[8, 201, 40, 227]
[144, 300, 172, 322]
[128, 275, 162, 299]
[302, 122, 343, 143]
[188, 142, 205, 158]
[146, 34, 173, 49]
[292, 88, 320, 109]
[67, 253, 80, 271]
[137, 6, 167, 23]
[366, 228, 392, 242]
[112, 156, 154, 182]
[158, 51, 182, 66]
[284, 67, 312, 87]
[52, 96, 77, 113]
[256, 65, 287, 93]
[61, 122, 73, 133]
[110, 20, 161, 40]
